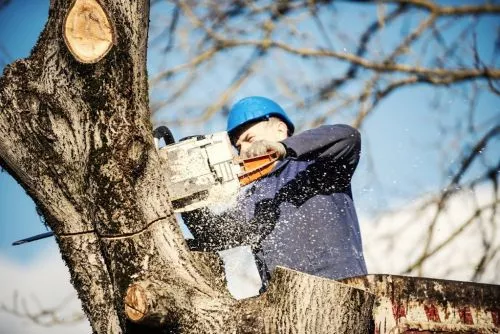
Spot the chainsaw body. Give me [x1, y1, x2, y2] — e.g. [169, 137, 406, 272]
[158, 131, 278, 212]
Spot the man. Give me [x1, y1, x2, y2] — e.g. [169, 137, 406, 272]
[183, 96, 367, 289]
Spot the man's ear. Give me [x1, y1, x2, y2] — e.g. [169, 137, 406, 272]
[276, 120, 289, 140]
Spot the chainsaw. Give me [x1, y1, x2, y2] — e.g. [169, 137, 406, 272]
[13, 126, 279, 245]
[155, 126, 278, 212]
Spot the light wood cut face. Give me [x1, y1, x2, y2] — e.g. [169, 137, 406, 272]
[64, 0, 114, 63]
[124, 284, 148, 322]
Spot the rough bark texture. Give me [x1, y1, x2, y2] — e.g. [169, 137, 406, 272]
[0, 0, 374, 333]
[238, 267, 374, 334]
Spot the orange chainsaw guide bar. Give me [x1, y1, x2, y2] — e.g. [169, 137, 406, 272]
[237, 151, 280, 186]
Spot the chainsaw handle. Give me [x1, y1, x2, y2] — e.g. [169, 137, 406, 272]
[237, 151, 279, 186]
[153, 126, 175, 148]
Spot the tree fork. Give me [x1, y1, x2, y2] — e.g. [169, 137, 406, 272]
[125, 267, 375, 334]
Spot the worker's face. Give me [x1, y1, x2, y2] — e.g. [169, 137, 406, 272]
[234, 119, 288, 156]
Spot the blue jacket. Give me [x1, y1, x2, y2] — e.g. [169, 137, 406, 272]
[183, 124, 367, 286]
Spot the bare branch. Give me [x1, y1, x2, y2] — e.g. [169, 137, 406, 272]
[411, 126, 500, 274]
[385, 0, 500, 16]
[0, 292, 85, 327]
[403, 199, 500, 274]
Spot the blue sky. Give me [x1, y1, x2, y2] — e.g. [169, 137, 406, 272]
[0, 1, 55, 262]
[0, 0, 499, 265]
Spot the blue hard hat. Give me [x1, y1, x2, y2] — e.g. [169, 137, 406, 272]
[227, 96, 295, 136]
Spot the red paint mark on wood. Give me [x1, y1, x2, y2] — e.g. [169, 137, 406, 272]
[491, 309, 500, 328]
[392, 302, 406, 320]
[423, 304, 441, 322]
[458, 307, 473, 325]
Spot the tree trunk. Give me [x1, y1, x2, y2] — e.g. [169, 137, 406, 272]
[0, 0, 374, 333]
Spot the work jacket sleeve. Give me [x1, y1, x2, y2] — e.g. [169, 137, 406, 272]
[281, 124, 361, 181]
[181, 207, 260, 252]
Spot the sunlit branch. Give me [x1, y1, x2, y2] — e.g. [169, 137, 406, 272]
[149, 47, 218, 86]
[299, 4, 408, 109]
[221, 38, 500, 79]
[403, 199, 500, 274]
[151, 69, 198, 114]
[385, 0, 500, 16]
[413, 126, 500, 274]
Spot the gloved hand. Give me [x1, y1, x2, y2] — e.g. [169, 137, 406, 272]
[241, 140, 287, 159]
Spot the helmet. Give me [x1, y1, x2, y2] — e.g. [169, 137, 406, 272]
[226, 96, 294, 136]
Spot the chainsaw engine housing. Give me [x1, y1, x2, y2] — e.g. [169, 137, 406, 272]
[158, 132, 241, 212]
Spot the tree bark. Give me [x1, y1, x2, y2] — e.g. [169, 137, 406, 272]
[0, 0, 374, 333]
[238, 267, 374, 334]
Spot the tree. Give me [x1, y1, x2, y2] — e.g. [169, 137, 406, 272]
[1, 0, 499, 332]
[0, 0, 373, 332]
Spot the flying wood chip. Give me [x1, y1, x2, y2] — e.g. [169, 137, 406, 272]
[63, 0, 115, 63]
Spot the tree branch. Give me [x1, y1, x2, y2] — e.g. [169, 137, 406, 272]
[385, 0, 500, 16]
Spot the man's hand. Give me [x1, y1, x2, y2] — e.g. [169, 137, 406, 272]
[241, 140, 287, 159]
